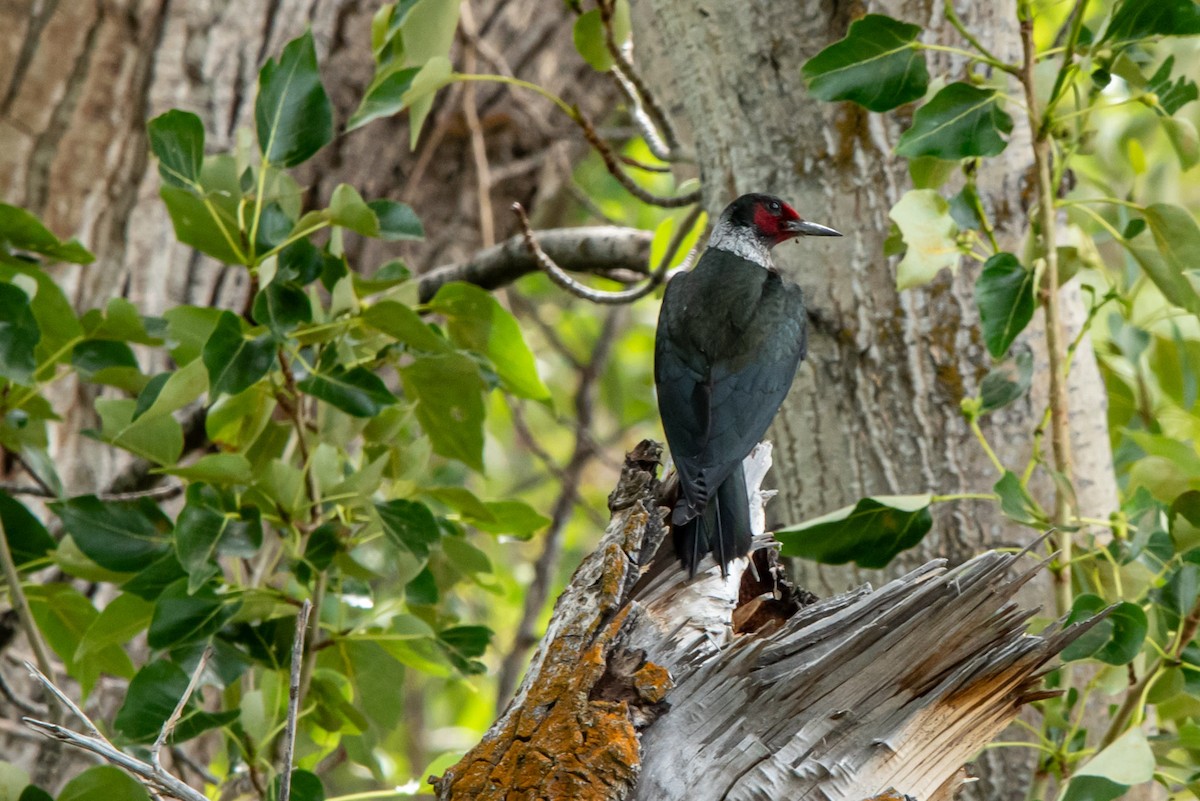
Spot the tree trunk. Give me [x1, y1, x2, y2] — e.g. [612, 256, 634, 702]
[433, 442, 1097, 800]
[635, 1, 1119, 798]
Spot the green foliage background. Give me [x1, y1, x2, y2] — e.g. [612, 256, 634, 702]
[0, 0, 1198, 799]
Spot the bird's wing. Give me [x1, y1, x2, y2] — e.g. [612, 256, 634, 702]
[655, 271, 720, 518]
[656, 275, 806, 519]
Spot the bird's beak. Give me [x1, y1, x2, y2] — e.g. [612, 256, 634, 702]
[784, 219, 842, 237]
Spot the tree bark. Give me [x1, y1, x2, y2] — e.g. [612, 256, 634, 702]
[434, 442, 1097, 800]
[635, 2, 1119, 798]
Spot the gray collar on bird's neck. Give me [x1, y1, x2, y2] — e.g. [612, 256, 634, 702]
[707, 223, 774, 271]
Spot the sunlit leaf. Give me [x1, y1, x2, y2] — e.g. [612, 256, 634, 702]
[888, 189, 960, 290]
[56, 766, 149, 801]
[400, 352, 486, 470]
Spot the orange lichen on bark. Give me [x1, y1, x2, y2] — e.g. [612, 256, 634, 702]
[433, 593, 668, 799]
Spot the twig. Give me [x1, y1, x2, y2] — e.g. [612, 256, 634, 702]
[22, 717, 208, 801]
[1019, 4, 1076, 620]
[511, 203, 701, 304]
[278, 599, 313, 801]
[150, 645, 213, 770]
[23, 662, 100, 740]
[597, 0, 682, 161]
[0, 482, 186, 502]
[461, 2, 496, 249]
[0, 666, 46, 716]
[417, 226, 653, 302]
[0, 519, 58, 720]
[12, 452, 57, 498]
[574, 112, 700, 208]
[495, 307, 624, 708]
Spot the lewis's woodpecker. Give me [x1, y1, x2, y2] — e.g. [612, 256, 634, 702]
[654, 193, 841, 575]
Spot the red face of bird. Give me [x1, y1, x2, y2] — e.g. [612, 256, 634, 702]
[729, 194, 842, 248]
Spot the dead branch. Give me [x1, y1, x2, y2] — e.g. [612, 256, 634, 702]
[432, 441, 1102, 801]
[418, 226, 652, 302]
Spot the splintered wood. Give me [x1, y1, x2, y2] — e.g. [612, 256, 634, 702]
[433, 442, 1098, 800]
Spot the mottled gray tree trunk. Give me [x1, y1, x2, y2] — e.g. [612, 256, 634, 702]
[638, 1, 1119, 799]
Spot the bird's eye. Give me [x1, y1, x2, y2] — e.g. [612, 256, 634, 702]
[768, 200, 781, 213]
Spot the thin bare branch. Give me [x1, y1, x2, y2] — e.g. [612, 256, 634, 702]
[151, 645, 213, 770]
[0, 667, 46, 717]
[511, 203, 700, 304]
[418, 226, 653, 302]
[0, 520, 58, 720]
[23, 661, 101, 740]
[279, 599, 313, 801]
[597, 0, 682, 160]
[574, 112, 700, 208]
[461, 2, 496, 249]
[22, 718, 208, 801]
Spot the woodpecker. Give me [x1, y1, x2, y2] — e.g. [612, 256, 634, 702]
[655, 193, 841, 576]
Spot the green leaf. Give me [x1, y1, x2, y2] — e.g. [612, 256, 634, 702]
[346, 66, 421, 131]
[430, 282, 550, 400]
[0, 283, 38, 385]
[159, 185, 244, 264]
[401, 352, 486, 470]
[57, 767, 148, 801]
[0, 491, 55, 568]
[71, 340, 139, 390]
[469, 500, 550, 538]
[896, 83, 1012, 159]
[888, 189, 960, 290]
[573, 10, 612, 71]
[147, 110, 205, 188]
[376, 499, 440, 559]
[367, 199, 424, 241]
[256, 30, 333, 167]
[26, 583, 133, 696]
[133, 360, 208, 421]
[175, 484, 263, 592]
[994, 470, 1045, 526]
[328, 183, 380, 236]
[776, 494, 934, 568]
[1074, 727, 1155, 785]
[438, 624, 491, 674]
[363, 300, 451, 352]
[252, 280, 312, 337]
[401, 0, 461, 64]
[298, 365, 398, 417]
[801, 14, 929, 112]
[0, 203, 94, 264]
[122, 552, 188, 601]
[404, 56, 453, 149]
[1061, 777, 1127, 801]
[1102, 0, 1200, 44]
[979, 348, 1033, 413]
[95, 398, 184, 465]
[202, 311, 276, 397]
[269, 770, 325, 801]
[159, 453, 253, 484]
[147, 578, 241, 649]
[75, 592, 153, 666]
[975, 253, 1035, 359]
[1144, 203, 1200, 314]
[114, 659, 238, 743]
[0, 764, 29, 801]
[1162, 117, 1199, 170]
[1061, 594, 1147, 664]
[163, 305, 224, 365]
[50, 495, 171, 572]
[1146, 56, 1198, 116]
[0, 259, 81, 367]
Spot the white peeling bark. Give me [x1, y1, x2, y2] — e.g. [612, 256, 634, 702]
[635, 2, 1120, 797]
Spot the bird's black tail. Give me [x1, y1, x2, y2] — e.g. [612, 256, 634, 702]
[673, 462, 752, 577]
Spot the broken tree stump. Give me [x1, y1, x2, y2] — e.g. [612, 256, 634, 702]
[432, 441, 1094, 800]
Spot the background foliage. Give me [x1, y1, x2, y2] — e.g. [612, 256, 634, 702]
[0, 0, 1198, 799]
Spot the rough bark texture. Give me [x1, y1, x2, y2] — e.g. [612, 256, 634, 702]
[435, 442, 1096, 801]
[636, 2, 1120, 798]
